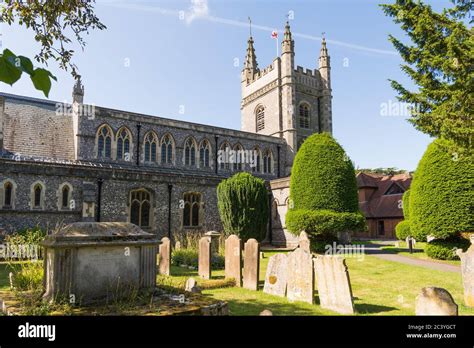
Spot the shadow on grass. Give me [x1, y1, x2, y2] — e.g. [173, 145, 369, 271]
[381, 247, 424, 255]
[202, 293, 323, 316]
[355, 303, 399, 314]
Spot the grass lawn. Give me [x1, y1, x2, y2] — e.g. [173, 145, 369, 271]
[158, 251, 473, 316]
[380, 241, 461, 266]
[1, 252, 472, 316]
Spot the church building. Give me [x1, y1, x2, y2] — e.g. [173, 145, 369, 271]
[0, 22, 332, 247]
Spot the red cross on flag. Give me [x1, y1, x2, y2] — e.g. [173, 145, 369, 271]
[271, 30, 278, 39]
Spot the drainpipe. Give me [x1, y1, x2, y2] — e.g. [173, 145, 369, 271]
[277, 145, 281, 178]
[96, 178, 103, 222]
[214, 135, 219, 174]
[167, 183, 173, 238]
[136, 123, 141, 166]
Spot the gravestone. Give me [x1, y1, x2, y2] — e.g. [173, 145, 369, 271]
[287, 248, 314, 304]
[158, 237, 171, 276]
[415, 287, 458, 315]
[263, 253, 288, 297]
[225, 234, 242, 286]
[41, 222, 159, 304]
[205, 231, 221, 255]
[185, 278, 201, 293]
[457, 244, 474, 307]
[259, 309, 273, 316]
[243, 239, 260, 290]
[337, 231, 351, 244]
[314, 255, 354, 314]
[298, 231, 310, 253]
[198, 236, 211, 280]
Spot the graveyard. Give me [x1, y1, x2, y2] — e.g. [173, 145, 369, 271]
[0, 229, 473, 316]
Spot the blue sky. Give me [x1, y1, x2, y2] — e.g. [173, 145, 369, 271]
[1, 0, 449, 170]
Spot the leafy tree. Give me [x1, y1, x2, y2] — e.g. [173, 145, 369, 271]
[409, 138, 474, 241]
[286, 133, 366, 248]
[289, 133, 359, 213]
[0, 0, 106, 96]
[381, 0, 473, 151]
[217, 172, 269, 241]
[357, 168, 409, 176]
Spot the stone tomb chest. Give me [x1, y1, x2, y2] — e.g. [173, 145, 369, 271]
[41, 222, 160, 303]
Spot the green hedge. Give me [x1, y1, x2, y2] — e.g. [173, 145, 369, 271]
[402, 189, 410, 219]
[410, 139, 474, 241]
[286, 209, 366, 237]
[289, 133, 359, 213]
[395, 220, 411, 240]
[217, 172, 268, 241]
[425, 237, 471, 260]
[286, 133, 365, 240]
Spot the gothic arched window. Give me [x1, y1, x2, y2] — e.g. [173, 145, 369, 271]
[299, 103, 310, 129]
[252, 147, 261, 173]
[161, 134, 174, 164]
[199, 140, 211, 168]
[233, 144, 244, 171]
[3, 181, 13, 208]
[33, 183, 43, 208]
[130, 189, 151, 228]
[256, 105, 265, 132]
[263, 149, 273, 174]
[116, 127, 132, 161]
[184, 138, 197, 167]
[183, 192, 202, 227]
[144, 132, 158, 163]
[97, 125, 112, 159]
[62, 186, 69, 209]
[219, 143, 231, 170]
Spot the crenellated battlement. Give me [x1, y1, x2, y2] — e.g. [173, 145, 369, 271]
[253, 60, 277, 81]
[295, 66, 318, 78]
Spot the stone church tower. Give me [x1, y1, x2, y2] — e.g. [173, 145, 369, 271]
[241, 22, 333, 175]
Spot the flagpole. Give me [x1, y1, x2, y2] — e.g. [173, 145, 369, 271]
[276, 33, 279, 57]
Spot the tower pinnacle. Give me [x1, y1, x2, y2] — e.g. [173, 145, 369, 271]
[72, 75, 84, 104]
[281, 21, 294, 54]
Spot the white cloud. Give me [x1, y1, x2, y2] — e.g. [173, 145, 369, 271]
[185, 0, 209, 25]
[101, 0, 397, 56]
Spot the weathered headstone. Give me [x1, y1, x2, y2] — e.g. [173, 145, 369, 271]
[158, 237, 171, 276]
[457, 244, 474, 307]
[205, 231, 221, 255]
[415, 287, 458, 316]
[175, 241, 181, 250]
[243, 239, 260, 290]
[337, 231, 351, 244]
[259, 309, 273, 316]
[198, 236, 211, 280]
[225, 234, 242, 286]
[314, 255, 354, 314]
[287, 248, 314, 304]
[263, 253, 288, 297]
[298, 231, 310, 253]
[185, 277, 201, 293]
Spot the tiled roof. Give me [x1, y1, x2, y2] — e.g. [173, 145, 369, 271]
[357, 172, 412, 219]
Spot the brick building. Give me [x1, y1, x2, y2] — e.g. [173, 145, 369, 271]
[0, 22, 332, 246]
[354, 172, 412, 239]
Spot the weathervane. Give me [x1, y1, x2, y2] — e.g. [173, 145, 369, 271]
[248, 17, 252, 37]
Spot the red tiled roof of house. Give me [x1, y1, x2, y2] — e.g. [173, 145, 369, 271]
[356, 172, 412, 218]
